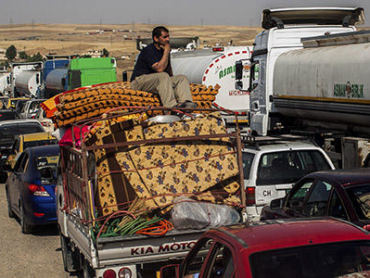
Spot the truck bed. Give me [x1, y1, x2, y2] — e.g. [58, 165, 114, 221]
[65, 213, 206, 268]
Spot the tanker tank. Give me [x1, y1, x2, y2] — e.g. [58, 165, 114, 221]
[171, 46, 251, 114]
[45, 68, 68, 92]
[14, 70, 42, 97]
[273, 31, 370, 132]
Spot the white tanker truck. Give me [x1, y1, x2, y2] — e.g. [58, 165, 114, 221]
[11, 62, 43, 98]
[0, 73, 11, 96]
[239, 7, 370, 168]
[171, 46, 251, 130]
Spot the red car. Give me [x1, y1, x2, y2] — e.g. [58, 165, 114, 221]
[160, 218, 370, 278]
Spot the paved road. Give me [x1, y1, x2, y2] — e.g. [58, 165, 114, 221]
[0, 183, 74, 277]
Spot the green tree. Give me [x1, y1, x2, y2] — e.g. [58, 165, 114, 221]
[27, 52, 44, 62]
[102, 48, 109, 57]
[19, 51, 28, 60]
[0, 61, 9, 68]
[6, 45, 17, 61]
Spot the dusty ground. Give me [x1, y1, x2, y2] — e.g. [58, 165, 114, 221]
[0, 184, 73, 277]
[0, 23, 262, 80]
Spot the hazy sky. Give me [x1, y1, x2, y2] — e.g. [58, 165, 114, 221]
[0, 0, 369, 26]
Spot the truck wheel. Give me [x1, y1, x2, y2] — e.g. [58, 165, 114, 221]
[6, 189, 15, 218]
[20, 205, 33, 234]
[82, 258, 95, 278]
[60, 233, 78, 272]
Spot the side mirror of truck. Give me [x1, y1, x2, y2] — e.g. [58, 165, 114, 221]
[235, 60, 243, 90]
[159, 264, 180, 278]
[235, 60, 243, 80]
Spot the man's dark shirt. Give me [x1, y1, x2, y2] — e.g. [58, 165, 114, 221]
[130, 43, 171, 81]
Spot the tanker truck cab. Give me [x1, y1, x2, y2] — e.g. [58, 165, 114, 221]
[241, 136, 335, 221]
[246, 7, 364, 136]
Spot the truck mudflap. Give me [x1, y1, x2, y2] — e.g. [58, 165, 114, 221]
[96, 229, 206, 267]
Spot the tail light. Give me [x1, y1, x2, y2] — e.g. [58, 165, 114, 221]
[103, 269, 117, 278]
[34, 212, 45, 217]
[118, 268, 132, 278]
[28, 184, 50, 197]
[213, 47, 224, 52]
[246, 187, 256, 205]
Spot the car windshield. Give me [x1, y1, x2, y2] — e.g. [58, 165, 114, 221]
[346, 185, 370, 220]
[242, 152, 255, 180]
[24, 139, 57, 150]
[35, 155, 58, 171]
[257, 150, 332, 185]
[0, 124, 43, 141]
[250, 240, 370, 278]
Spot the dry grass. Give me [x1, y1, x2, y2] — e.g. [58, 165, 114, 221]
[0, 23, 262, 80]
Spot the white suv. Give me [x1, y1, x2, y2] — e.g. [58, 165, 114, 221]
[242, 135, 335, 221]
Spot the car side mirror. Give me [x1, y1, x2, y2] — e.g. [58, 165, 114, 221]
[40, 167, 54, 180]
[159, 264, 180, 278]
[270, 197, 284, 209]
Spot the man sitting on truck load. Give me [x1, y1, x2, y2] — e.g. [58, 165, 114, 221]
[130, 26, 197, 108]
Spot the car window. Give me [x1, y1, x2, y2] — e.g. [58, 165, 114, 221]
[35, 155, 58, 171]
[286, 180, 314, 213]
[250, 241, 370, 278]
[346, 185, 370, 220]
[21, 103, 28, 113]
[242, 152, 255, 180]
[256, 150, 332, 186]
[29, 102, 40, 113]
[183, 238, 213, 277]
[328, 189, 348, 220]
[13, 152, 26, 171]
[18, 153, 29, 173]
[303, 180, 332, 217]
[207, 243, 234, 278]
[18, 123, 43, 134]
[13, 138, 20, 153]
[24, 139, 57, 150]
[0, 126, 18, 140]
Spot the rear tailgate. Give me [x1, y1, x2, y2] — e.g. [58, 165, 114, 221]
[96, 229, 206, 267]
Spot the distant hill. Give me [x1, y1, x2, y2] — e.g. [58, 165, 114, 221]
[0, 23, 261, 80]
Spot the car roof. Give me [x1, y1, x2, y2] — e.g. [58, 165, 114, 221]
[216, 218, 370, 252]
[0, 119, 41, 125]
[20, 132, 55, 142]
[303, 168, 370, 187]
[9, 97, 30, 101]
[26, 99, 46, 103]
[243, 140, 321, 153]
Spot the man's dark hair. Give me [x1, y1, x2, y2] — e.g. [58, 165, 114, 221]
[152, 26, 169, 40]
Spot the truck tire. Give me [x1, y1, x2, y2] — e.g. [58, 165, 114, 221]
[82, 257, 95, 278]
[6, 189, 15, 218]
[20, 205, 33, 234]
[60, 233, 78, 273]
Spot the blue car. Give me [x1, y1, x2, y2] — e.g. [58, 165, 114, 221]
[5, 145, 59, 233]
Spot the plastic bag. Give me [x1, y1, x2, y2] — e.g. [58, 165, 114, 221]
[171, 197, 240, 230]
